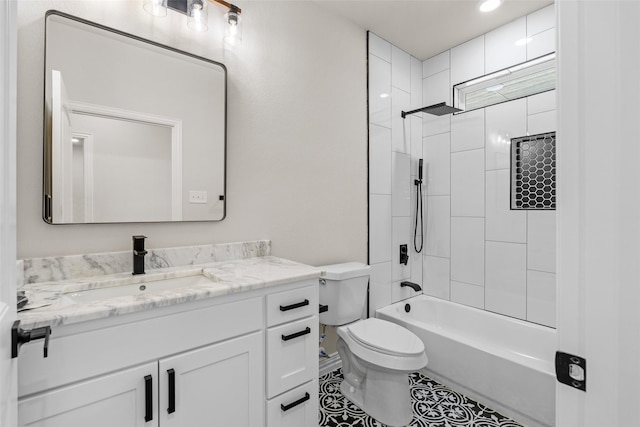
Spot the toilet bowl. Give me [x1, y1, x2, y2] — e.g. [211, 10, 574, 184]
[318, 263, 428, 427]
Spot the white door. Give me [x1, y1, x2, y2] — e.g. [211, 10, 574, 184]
[0, 1, 18, 426]
[159, 332, 264, 427]
[557, 1, 640, 426]
[18, 363, 158, 427]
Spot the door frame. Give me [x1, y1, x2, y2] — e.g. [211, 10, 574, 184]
[0, 0, 18, 425]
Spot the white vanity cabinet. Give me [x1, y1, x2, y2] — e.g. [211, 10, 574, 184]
[265, 285, 319, 427]
[17, 279, 319, 427]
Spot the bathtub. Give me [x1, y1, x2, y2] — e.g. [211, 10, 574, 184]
[377, 295, 556, 427]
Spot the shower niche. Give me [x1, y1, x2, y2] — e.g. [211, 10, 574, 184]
[510, 131, 556, 210]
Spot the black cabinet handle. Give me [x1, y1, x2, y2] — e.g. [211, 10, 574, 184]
[167, 369, 176, 414]
[281, 327, 311, 342]
[144, 375, 153, 422]
[279, 299, 309, 312]
[11, 320, 52, 359]
[281, 392, 310, 412]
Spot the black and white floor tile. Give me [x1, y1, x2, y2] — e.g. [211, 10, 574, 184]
[318, 369, 524, 427]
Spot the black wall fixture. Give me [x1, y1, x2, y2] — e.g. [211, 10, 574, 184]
[401, 102, 462, 118]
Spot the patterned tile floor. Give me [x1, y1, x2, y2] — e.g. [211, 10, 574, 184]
[319, 369, 525, 427]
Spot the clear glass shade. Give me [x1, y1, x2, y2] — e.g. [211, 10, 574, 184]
[187, 0, 208, 32]
[224, 10, 242, 46]
[143, 0, 168, 17]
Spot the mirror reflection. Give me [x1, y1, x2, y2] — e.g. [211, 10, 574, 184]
[44, 11, 226, 224]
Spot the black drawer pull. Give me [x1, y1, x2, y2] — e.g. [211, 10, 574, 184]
[282, 327, 311, 342]
[144, 375, 153, 422]
[167, 369, 176, 414]
[281, 392, 310, 412]
[280, 299, 309, 312]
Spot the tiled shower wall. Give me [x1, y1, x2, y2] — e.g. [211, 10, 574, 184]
[369, 4, 556, 328]
[368, 33, 424, 315]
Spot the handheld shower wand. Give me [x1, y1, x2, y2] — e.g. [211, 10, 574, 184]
[414, 159, 424, 253]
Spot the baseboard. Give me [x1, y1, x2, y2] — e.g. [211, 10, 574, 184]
[319, 352, 342, 377]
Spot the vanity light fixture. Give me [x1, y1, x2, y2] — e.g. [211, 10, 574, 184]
[143, 0, 242, 43]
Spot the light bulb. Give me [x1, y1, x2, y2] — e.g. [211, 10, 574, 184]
[479, 0, 501, 13]
[187, 0, 208, 32]
[224, 9, 242, 46]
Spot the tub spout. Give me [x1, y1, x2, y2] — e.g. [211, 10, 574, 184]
[400, 281, 422, 292]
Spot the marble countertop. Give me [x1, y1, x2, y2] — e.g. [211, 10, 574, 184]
[18, 256, 322, 329]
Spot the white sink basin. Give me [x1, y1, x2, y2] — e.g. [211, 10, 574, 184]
[63, 274, 216, 303]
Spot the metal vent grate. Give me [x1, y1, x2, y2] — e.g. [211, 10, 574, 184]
[511, 131, 556, 210]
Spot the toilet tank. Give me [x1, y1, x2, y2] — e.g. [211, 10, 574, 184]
[318, 262, 371, 326]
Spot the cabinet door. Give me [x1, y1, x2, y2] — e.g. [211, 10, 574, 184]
[159, 332, 264, 427]
[18, 362, 157, 427]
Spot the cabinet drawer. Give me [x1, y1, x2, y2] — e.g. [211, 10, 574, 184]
[266, 379, 317, 427]
[266, 317, 317, 398]
[266, 282, 317, 327]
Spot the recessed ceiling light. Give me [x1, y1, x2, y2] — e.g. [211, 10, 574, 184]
[479, 0, 502, 13]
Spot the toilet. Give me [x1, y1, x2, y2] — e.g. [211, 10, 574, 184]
[319, 262, 428, 427]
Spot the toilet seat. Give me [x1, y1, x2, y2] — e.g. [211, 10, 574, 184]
[337, 318, 428, 372]
[347, 318, 425, 357]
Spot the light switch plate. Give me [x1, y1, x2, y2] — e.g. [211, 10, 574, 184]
[189, 191, 208, 204]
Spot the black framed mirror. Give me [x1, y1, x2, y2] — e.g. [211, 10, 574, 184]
[43, 11, 226, 224]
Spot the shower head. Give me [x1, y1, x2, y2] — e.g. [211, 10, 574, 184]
[401, 102, 462, 118]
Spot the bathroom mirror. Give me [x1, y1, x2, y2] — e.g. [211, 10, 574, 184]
[43, 11, 226, 224]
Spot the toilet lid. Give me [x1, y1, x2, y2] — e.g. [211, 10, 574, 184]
[347, 318, 424, 357]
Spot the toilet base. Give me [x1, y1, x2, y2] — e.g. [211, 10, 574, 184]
[340, 364, 413, 427]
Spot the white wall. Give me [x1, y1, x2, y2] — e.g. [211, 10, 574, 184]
[368, 5, 556, 328]
[16, 1, 368, 266]
[368, 33, 424, 313]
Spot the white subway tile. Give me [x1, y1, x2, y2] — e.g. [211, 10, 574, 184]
[485, 241, 527, 319]
[485, 17, 527, 74]
[451, 217, 485, 285]
[527, 270, 556, 327]
[451, 35, 485, 86]
[423, 50, 450, 78]
[451, 281, 484, 309]
[368, 32, 391, 62]
[369, 262, 392, 313]
[369, 54, 392, 128]
[392, 152, 411, 217]
[528, 110, 556, 135]
[486, 98, 527, 170]
[392, 280, 418, 303]
[486, 170, 527, 243]
[528, 211, 556, 273]
[528, 90, 556, 115]
[391, 87, 412, 153]
[369, 195, 392, 264]
[392, 46, 411, 93]
[451, 149, 485, 217]
[410, 235, 423, 288]
[423, 133, 450, 196]
[527, 4, 555, 37]
[410, 116, 423, 177]
[411, 56, 423, 110]
[527, 28, 555, 60]
[423, 114, 451, 137]
[425, 195, 450, 257]
[369, 124, 392, 195]
[392, 217, 412, 282]
[423, 69, 450, 107]
[423, 256, 450, 300]
[451, 109, 485, 152]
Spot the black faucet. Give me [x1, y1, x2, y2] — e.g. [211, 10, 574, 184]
[400, 281, 422, 292]
[132, 235, 147, 275]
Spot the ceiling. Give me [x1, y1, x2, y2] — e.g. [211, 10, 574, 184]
[313, 0, 554, 60]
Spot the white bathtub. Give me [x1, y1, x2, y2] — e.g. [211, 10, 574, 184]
[377, 295, 556, 427]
